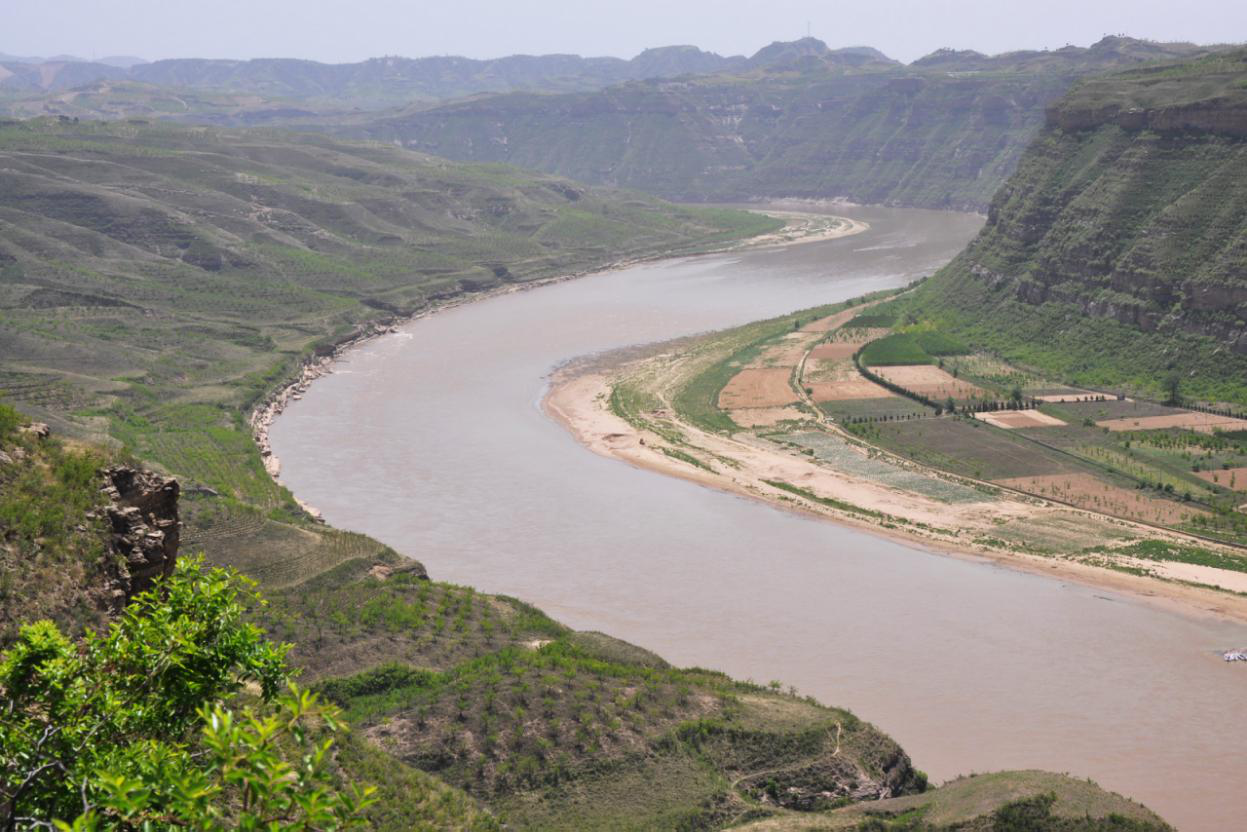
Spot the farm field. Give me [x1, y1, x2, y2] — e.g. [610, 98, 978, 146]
[975, 409, 1067, 429]
[1098, 412, 1247, 434]
[693, 299, 1247, 549]
[819, 396, 932, 421]
[862, 418, 1074, 481]
[718, 367, 801, 409]
[996, 473, 1209, 526]
[1197, 467, 1247, 490]
[874, 365, 986, 401]
[809, 379, 895, 401]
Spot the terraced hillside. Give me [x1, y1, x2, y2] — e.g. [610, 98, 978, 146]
[353, 37, 1209, 211]
[909, 48, 1247, 404]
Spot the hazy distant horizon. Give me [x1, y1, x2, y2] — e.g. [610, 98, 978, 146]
[5, 0, 1246, 66]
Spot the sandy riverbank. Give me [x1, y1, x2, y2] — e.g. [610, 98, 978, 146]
[544, 362, 1247, 627]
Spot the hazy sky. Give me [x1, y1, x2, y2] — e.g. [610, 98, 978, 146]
[6, 0, 1246, 64]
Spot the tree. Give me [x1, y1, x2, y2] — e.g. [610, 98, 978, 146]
[0, 557, 374, 830]
[1009, 385, 1024, 407]
[1163, 372, 1182, 405]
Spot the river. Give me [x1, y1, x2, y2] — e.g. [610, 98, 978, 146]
[269, 205, 1247, 831]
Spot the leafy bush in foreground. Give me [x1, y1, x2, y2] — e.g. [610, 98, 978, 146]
[0, 557, 374, 830]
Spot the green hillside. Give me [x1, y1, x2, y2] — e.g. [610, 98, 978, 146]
[908, 48, 1247, 404]
[353, 37, 1209, 211]
[0, 117, 774, 446]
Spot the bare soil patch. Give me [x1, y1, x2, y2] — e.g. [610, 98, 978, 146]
[808, 342, 864, 361]
[975, 410, 1068, 429]
[748, 339, 817, 368]
[719, 368, 799, 409]
[799, 306, 871, 333]
[1097, 412, 1247, 434]
[1196, 467, 1247, 491]
[1122, 558, 1247, 594]
[874, 365, 985, 400]
[729, 407, 809, 427]
[995, 473, 1209, 525]
[809, 379, 896, 402]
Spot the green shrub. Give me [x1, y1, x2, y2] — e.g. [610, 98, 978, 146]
[0, 402, 19, 441]
[0, 557, 374, 830]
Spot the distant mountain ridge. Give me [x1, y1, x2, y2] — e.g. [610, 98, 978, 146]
[0, 39, 906, 108]
[0, 42, 800, 108]
[349, 35, 1210, 211]
[0, 35, 1220, 213]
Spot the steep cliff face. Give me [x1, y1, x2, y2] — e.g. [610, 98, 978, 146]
[914, 49, 1247, 402]
[356, 37, 1209, 211]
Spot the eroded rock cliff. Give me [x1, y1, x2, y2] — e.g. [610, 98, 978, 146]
[914, 48, 1247, 402]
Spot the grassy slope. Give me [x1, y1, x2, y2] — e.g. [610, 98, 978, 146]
[905, 49, 1247, 405]
[0, 401, 118, 643]
[352, 39, 1208, 211]
[0, 117, 778, 580]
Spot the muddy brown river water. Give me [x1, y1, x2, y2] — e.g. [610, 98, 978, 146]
[269, 205, 1247, 831]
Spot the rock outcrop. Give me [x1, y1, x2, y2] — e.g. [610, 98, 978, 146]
[101, 465, 180, 605]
